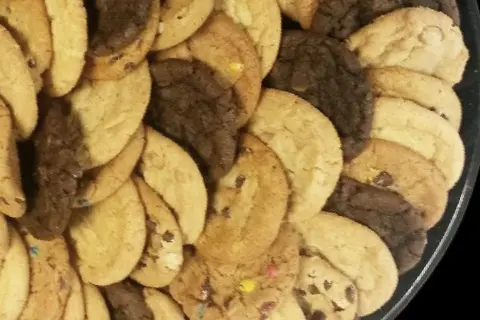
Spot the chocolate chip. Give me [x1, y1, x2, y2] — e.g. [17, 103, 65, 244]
[27, 57, 37, 68]
[235, 175, 246, 188]
[124, 62, 135, 71]
[332, 301, 345, 312]
[345, 285, 356, 303]
[373, 171, 394, 187]
[323, 280, 333, 290]
[308, 284, 321, 295]
[310, 310, 327, 320]
[222, 207, 231, 218]
[137, 260, 148, 270]
[162, 230, 175, 243]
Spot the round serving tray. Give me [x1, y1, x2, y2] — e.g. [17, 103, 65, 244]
[363, 1, 480, 319]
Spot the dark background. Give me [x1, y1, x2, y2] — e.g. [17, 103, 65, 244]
[398, 174, 478, 318]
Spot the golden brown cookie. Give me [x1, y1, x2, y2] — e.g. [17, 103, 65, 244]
[43, 0, 88, 97]
[130, 177, 184, 288]
[366, 67, 462, 130]
[371, 97, 465, 189]
[295, 256, 359, 320]
[0, 25, 38, 140]
[196, 134, 289, 264]
[69, 179, 147, 286]
[215, 0, 282, 78]
[139, 127, 207, 245]
[170, 224, 301, 320]
[0, 0, 52, 92]
[152, 0, 215, 50]
[346, 7, 469, 85]
[157, 12, 262, 128]
[248, 89, 343, 222]
[67, 61, 151, 170]
[143, 289, 184, 320]
[62, 270, 85, 320]
[343, 139, 449, 229]
[84, 0, 160, 80]
[276, 0, 318, 29]
[83, 284, 110, 320]
[295, 212, 398, 316]
[73, 125, 146, 208]
[0, 225, 29, 320]
[18, 227, 72, 320]
[0, 101, 26, 218]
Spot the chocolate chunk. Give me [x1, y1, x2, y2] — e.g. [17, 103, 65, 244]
[162, 230, 175, 243]
[310, 0, 460, 40]
[147, 59, 238, 180]
[87, 0, 153, 55]
[311, 310, 327, 320]
[267, 31, 373, 161]
[308, 284, 321, 295]
[345, 285, 356, 303]
[373, 171, 394, 187]
[235, 175, 246, 188]
[324, 177, 428, 274]
[104, 280, 154, 320]
[20, 98, 83, 240]
[332, 301, 345, 312]
[221, 207, 231, 219]
[324, 280, 333, 290]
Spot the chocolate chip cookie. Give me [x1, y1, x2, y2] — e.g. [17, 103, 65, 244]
[267, 30, 373, 161]
[148, 58, 238, 180]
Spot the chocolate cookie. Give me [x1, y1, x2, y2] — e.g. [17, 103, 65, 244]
[147, 58, 238, 180]
[267, 30, 373, 161]
[103, 280, 154, 320]
[87, 0, 152, 55]
[310, 0, 460, 40]
[324, 177, 427, 274]
[20, 99, 83, 240]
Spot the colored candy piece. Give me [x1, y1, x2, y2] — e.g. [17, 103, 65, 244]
[29, 245, 39, 257]
[266, 263, 279, 279]
[238, 279, 257, 293]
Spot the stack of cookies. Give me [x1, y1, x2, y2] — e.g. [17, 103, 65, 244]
[0, 1, 469, 320]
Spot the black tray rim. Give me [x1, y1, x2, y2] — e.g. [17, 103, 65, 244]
[380, 1, 480, 319]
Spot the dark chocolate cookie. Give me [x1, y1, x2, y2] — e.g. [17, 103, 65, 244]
[87, 0, 153, 55]
[147, 58, 238, 180]
[324, 177, 427, 274]
[267, 30, 373, 161]
[20, 99, 83, 240]
[310, 0, 460, 39]
[103, 280, 154, 320]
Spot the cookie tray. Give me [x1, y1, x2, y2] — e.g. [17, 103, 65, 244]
[364, 1, 480, 319]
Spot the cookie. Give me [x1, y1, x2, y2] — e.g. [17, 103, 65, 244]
[276, 0, 318, 29]
[269, 294, 306, 320]
[342, 139, 449, 229]
[148, 58, 237, 180]
[18, 227, 72, 320]
[170, 224, 301, 320]
[196, 134, 289, 264]
[346, 7, 469, 84]
[295, 212, 398, 316]
[371, 97, 465, 189]
[20, 98, 83, 240]
[0, 0, 52, 92]
[215, 0, 282, 78]
[67, 61, 151, 170]
[84, 0, 160, 80]
[366, 67, 462, 130]
[325, 176, 428, 274]
[63, 270, 85, 320]
[69, 179, 147, 286]
[83, 284, 110, 320]
[143, 288, 184, 320]
[248, 89, 343, 222]
[0, 225, 29, 320]
[0, 214, 8, 260]
[0, 101, 26, 218]
[152, 0, 215, 50]
[267, 30, 373, 161]
[139, 127, 207, 244]
[158, 12, 262, 128]
[309, 0, 460, 40]
[74, 125, 146, 208]
[104, 280, 154, 320]
[43, 0, 88, 97]
[295, 256, 358, 320]
[130, 176, 184, 288]
[0, 25, 38, 140]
